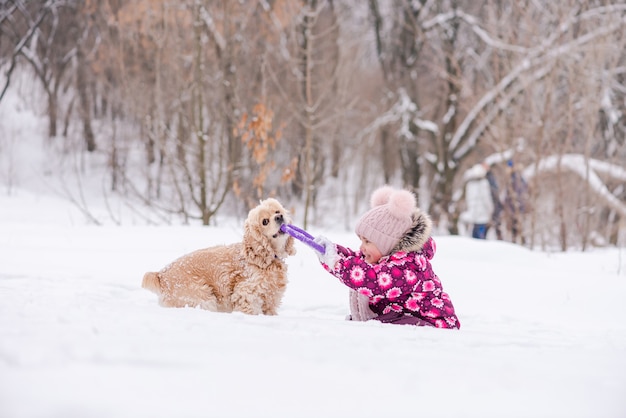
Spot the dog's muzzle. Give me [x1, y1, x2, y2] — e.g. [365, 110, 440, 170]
[273, 215, 286, 238]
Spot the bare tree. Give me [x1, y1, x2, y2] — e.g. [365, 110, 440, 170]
[0, 0, 51, 102]
[106, 0, 282, 224]
[263, 0, 347, 227]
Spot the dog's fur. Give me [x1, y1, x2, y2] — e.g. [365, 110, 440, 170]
[142, 198, 296, 315]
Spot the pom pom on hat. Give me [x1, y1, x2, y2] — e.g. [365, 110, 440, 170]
[355, 186, 417, 256]
[370, 185, 394, 207]
[387, 188, 417, 218]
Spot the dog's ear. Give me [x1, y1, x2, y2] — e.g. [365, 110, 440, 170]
[243, 219, 273, 268]
[285, 235, 296, 256]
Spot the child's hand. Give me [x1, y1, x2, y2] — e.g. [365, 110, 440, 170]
[313, 236, 339, 268]
[313, 235, 331, 253]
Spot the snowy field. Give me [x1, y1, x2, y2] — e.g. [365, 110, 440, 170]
[1, 188, 626, 418]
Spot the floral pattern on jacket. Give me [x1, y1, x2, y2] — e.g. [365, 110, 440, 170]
[321, 209, 460, 329]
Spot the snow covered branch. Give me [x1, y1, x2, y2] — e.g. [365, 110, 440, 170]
[523, 154, 626, 218]
[449, 6, 626, 161]
[357, 89, 438, 146]
[199, 5, 226, 52]
[483, 149, 516, 166]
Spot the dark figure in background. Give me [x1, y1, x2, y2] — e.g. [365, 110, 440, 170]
[504, 160, 529, 244]
[461, 163, 494, 239]
[485, 165, 503, 240]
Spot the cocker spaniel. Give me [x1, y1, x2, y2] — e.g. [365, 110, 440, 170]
[142, 198, 296, 315]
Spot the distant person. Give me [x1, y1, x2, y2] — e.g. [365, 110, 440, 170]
[461, 162, 494, 239]
[504, 160, 529, 244]
[485, 164, 504, 240]
[311, 186, 460, 329]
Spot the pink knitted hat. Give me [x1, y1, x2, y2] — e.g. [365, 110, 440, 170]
[355, 186, 417, 256]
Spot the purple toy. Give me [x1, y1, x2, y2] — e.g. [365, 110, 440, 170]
[280, 224, 325, 254]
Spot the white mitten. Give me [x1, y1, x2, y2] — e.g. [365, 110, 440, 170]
[313, 235, 339, 268]
[348, 290, 377, 321]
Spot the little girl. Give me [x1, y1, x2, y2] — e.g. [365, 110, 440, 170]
[314, 186, 460, 329]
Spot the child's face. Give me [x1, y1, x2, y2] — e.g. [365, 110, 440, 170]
[358, 235, 383, 264]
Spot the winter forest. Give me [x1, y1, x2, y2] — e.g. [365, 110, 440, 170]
[1, 0, 625, 251]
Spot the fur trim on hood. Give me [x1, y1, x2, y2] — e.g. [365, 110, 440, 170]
[389, 208, 433, 254]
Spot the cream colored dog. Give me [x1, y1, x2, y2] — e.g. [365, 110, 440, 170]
[142, 198, 296, 315]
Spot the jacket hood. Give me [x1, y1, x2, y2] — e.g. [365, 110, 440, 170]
[464, 163, 488, 181]
[389, 208, 432, 254]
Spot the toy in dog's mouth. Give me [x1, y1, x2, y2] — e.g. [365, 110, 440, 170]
[273, 223, 289, 239]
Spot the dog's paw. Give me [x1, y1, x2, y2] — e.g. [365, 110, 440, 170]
[232, 291, 264, 315]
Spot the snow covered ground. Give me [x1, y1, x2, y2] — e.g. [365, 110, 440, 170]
[1, 188, 626, 418]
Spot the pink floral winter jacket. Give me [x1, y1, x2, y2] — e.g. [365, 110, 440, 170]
[321, 211, 460, 329]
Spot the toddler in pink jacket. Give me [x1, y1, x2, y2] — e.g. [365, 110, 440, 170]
[314, 186, 460, 329]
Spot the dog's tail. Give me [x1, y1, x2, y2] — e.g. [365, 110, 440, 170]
[142, 272, 162, 294]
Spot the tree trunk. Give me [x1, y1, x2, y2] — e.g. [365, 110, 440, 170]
[301, 0, 316, 229]
[46, 86, 58, 138]
[76, 46, 96, 152]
